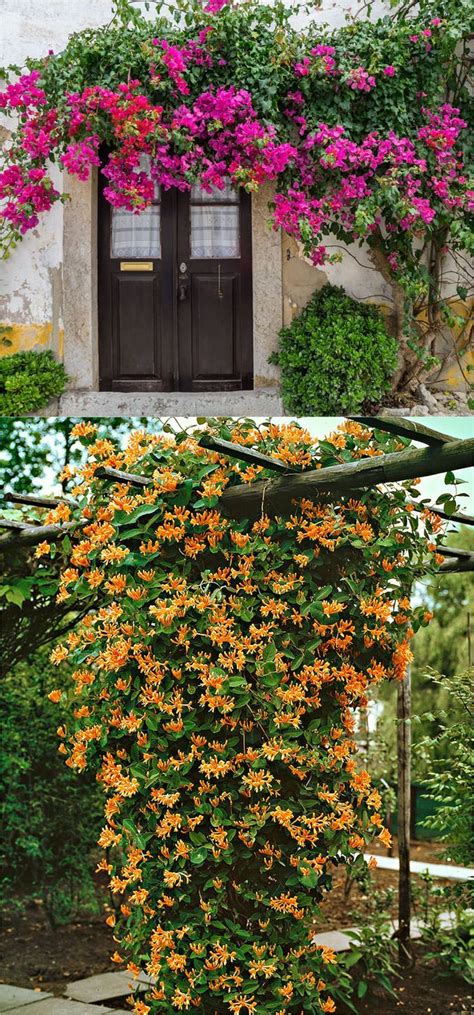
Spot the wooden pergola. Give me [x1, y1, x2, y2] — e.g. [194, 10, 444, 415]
[1, 414, 473, 963]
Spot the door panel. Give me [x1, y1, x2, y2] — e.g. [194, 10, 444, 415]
[115, 274, 161, 379]
[98, 170, 253, 391]
[190, 273, 238, 383]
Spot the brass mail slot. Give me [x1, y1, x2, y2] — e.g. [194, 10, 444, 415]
[120, 261, 153, 272]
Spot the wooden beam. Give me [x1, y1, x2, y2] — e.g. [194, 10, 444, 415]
[220, 438, 474, 521]
[198, 436, 295, 473]
[437, 546, 472, 559]
[0, 518, 40, 531]
[4, 492, 72, 508]
[409, 501, 474, 526]
[352, 416, 454, 446]
[95, 466, 153, 487]
[0, 520, 81, 549]
[397, 664, 412, 965]
[439, 552, 474, 573]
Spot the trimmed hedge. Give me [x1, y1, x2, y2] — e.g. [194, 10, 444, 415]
[272, 285, 398, 415]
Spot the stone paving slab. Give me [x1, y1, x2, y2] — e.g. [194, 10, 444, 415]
[66, 972, 152, 1004]
[313, 929, 358, 952]
[363, 853, 474, 881]
[6, 1002, 114, 1015]
[313, 912, 457, 952]
[0, 988, 53, 1013]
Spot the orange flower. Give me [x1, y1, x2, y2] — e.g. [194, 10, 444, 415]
[48, 689, 62, 703]
[71, 422, 97, 437]
[34, 540, 51, 558]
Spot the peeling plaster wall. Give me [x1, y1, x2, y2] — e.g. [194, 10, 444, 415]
[0, 0, 114, 358]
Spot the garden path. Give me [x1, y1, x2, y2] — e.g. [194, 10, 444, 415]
[0, 909, 465, 1010]
[363, 854, 474, 881]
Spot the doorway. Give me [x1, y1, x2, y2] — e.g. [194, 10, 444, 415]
[98, 169, 253, 391]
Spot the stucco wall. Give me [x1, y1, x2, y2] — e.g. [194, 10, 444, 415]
[0, 0, 115, 359]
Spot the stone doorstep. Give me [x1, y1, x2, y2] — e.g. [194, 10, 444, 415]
[66, 972, 153, 1005]
[50, 387, 284, 418]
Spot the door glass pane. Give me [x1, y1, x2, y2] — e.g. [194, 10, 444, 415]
[191, 205, 240, 258]
[190, 179, 240, 258]
[110, 156, 161, 259]
[111, 204, 161, 258]
[191, 180, 238, 203]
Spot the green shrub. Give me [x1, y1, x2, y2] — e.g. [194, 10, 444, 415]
[271, 284, 398, 414]
[0, 647, 104, 926]
[0, 349, 68, 415]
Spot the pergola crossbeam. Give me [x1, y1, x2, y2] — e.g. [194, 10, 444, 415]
[0, 520, 81, 548]
[352, 416, 454, 446]
[409, 501, 474, 526]
[198, 435, 296, 473]
[219, 437, 474, 520]
[4, 492, 73, 508]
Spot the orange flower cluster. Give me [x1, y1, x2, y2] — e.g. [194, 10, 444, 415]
[46, 419, 444, 1014]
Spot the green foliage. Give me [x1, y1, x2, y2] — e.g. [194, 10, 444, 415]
[368, 525, 474, 787]
[343, 887, 399, 1003]
[416, 668, 474, 865]
[0, 417, 163, 496]
[413, 874, 474, 983]
[0, 350, 68, 416]
[272, 285, 398, 414]
[0, 646, 104, 927]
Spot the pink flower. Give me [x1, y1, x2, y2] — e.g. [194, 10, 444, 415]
[345, 67, 376, 92]
[383, 66, 396, 77]
[204, 0, 227, 12]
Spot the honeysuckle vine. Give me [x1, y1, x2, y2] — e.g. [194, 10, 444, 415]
[40, 418, 451, 1014]
[0, 0, 473, 387]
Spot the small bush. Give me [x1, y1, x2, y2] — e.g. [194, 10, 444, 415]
[0, 647, 104, 926]
[272, 284, 398, 414]
[0, 349, 68, 415]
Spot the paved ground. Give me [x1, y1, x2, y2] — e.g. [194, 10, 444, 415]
[364, 854, 474, 882]
[0, 908, 463, 1011]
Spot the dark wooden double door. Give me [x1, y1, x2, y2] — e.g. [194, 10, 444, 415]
[98, 178, 253, 391]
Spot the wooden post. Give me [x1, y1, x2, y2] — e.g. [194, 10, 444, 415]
[397, 663, 412, 965]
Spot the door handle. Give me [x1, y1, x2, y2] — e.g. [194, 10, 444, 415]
[178, 281, 189, 302]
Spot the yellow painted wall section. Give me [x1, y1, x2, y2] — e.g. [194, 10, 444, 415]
[0, 322, 65, 359]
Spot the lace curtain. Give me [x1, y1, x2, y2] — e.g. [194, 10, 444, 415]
[190, 182, 240, 258]
[111, 155, 161, 258]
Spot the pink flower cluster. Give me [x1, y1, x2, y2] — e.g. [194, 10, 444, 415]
[0, 17, 470, 276]
[345, 66, 376, 92]
[295, 44, 337, 78]
[0, 163, 59, 232]
[0, 70, 46, 109]
[272, 104, 470, 268]
[152, 39, 191, 95]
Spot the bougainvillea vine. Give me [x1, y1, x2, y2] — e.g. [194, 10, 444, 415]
[41, 418, 448, 1013]
[0, 0, 472, 385]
